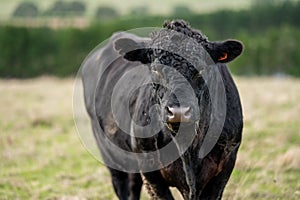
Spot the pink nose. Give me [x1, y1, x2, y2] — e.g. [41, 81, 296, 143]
[166, 106, 193, 123]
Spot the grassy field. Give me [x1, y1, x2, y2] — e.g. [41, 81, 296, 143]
[1, 76, 300, 199]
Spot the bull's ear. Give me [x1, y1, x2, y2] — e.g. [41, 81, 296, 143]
[207, 40, 243, 63]
[114, 38, 152, 64]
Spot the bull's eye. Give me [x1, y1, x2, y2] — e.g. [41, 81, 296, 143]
[142, 111, 147, 116]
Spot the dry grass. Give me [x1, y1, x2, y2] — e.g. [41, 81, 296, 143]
[225, 77, 300, 200]
[0, 76, 300, 199]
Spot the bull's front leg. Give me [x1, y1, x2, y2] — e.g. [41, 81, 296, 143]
[198, 145, 239, 200]
[142, 171, 174, 200]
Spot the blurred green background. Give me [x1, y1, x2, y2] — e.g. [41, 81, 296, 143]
[0, 0, 300, 78]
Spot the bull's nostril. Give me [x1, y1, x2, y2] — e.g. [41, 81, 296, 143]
[183, 106, 192, 118]
[166, 106, 175, 118]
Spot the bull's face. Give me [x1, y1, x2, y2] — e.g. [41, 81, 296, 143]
[114, 24, 243, 132]
[149, 52, 203, 125]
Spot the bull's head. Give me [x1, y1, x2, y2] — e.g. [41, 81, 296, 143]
[114, 20, 243, 133]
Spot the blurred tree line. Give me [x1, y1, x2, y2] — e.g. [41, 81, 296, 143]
[2, 0, 300, 78]
[12, 0, 121, 20]
[13, 1, 86, 18]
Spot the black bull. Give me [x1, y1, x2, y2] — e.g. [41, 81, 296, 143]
[81, 20, 243, 200]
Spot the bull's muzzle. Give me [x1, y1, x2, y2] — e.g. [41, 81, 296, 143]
[166, 106, 193, 123]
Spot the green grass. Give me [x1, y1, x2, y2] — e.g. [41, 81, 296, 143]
[0, 76, 300, 199]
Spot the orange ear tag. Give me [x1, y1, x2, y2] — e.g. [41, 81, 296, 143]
[218, 53, 228, 61]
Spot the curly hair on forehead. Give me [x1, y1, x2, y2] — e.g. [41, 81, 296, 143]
[163, 19, 209, 45]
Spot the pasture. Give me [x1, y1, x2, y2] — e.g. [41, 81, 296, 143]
[0, 76, 300, 199]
